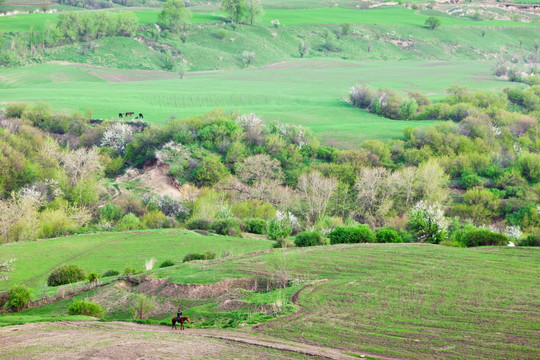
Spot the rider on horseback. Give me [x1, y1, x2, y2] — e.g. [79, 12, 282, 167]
[176, 308, 182, 322]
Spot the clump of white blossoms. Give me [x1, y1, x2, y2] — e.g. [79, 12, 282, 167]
[408, 201, 449, 243]
[276, 210, 301, 233]
[237, 113, 263, 131]
[101, 123, 134, 154]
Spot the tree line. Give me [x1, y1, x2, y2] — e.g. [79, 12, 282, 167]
[0, 83, 538, 247]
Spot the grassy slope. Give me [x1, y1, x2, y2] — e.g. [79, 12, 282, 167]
[163, 244, 539, 360]
[0, 229, 274, 291]
[2, 239, 538, 359]
[0, 59, 519, 146]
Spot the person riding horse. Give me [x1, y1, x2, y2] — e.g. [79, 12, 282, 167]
[176, 308, 182, 322]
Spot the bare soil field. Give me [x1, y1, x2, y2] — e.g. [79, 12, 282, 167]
[0, 321, 378, 360]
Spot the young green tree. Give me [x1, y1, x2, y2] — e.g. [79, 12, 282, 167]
[425, 16, 441, 30]
[245, 0, 263, 25]
[157, 0, 192, 33]
[222, 0, 246, 24]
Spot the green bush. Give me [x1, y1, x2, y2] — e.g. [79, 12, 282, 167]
[100, 203, 124, 222]
[462, 228, 508, 247]
[116, 213, 142, 231]
[141, 210, 169, 229]
[183, 251, 216, 262]
[211, 219, 241, 237]
[294, 231, 324, 247]
[5, 103, 27, 118]
[329, 225, 375, 244]
[47, 265, 86, 286]
[7, 285, 31, 312]
[87, 272, 100, 283]
[518, 233, 540, 247]
[267, 219, 292, 240]
[159, 259, 175, 268]
[186, 218, 212, 231]
[244, 218, 267, 234]
[123, 266, 139, 276]
[102, 269, 120, 277]
[68, 300, 104, 318]
[375, 227, 402, 243]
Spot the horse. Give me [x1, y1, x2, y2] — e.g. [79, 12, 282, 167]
[171, 316, 190, 330]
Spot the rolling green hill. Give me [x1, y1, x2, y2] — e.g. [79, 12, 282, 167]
[0, 229, 274, 291]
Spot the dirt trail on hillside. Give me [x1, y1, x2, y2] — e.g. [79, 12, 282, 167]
[0, 321, 408, 360]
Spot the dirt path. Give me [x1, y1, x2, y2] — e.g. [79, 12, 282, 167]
[0, 321, 400, 360]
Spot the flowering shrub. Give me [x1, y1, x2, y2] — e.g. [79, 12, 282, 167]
[237, 113, 263, 130]
[504, 225, 522, 242]
[276, 210, 301, 234]
[101, 123, 134, 154]
[269, 123, 311, 149]
[141, 194, 189, 220]
[407, 201, 448, 244]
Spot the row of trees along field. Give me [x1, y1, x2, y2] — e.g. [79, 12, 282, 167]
[0, 0, 266, 66]
[0, 85, 538, 247]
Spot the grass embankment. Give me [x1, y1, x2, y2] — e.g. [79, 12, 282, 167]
[0, 59, 521, 146]
[0, 229, 274, 291]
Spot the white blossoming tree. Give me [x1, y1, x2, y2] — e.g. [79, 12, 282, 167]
[101, 123, 134, 155]
[407, 200, 448, 244]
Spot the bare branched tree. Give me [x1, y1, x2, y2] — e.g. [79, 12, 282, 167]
[297, 171, 337, 224]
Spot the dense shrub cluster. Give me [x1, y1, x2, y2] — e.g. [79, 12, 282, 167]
[183, 251, 216, 262]
[68, 300, 105, 318]
[56, 12, 138, 43]
[375, 227, 402, 243]
[47, 265, 86, 286]
[211, 219, 242, 237]
[186, 218, 213, 231]
[329, 225, 374, 244]
[159, 259, 175, 268]
[454, 228, 509, 247]
[294, 231, 324, 247]
[243, 218, 267, 234]
[6, 285, 32, 312]
[102, 269, 120, 277]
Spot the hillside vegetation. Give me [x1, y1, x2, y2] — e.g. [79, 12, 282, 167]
[0, 1, 539, 359]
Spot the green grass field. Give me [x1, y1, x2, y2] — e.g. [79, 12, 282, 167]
[1, 7, 539, 33]
[0, 59, 520, 146]
[154, 244, 540, 360]
[0, 229, 274, 291]
[2, 237, 538, 359]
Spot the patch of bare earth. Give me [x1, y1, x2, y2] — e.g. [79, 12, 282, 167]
[0, 322, 365, 360]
